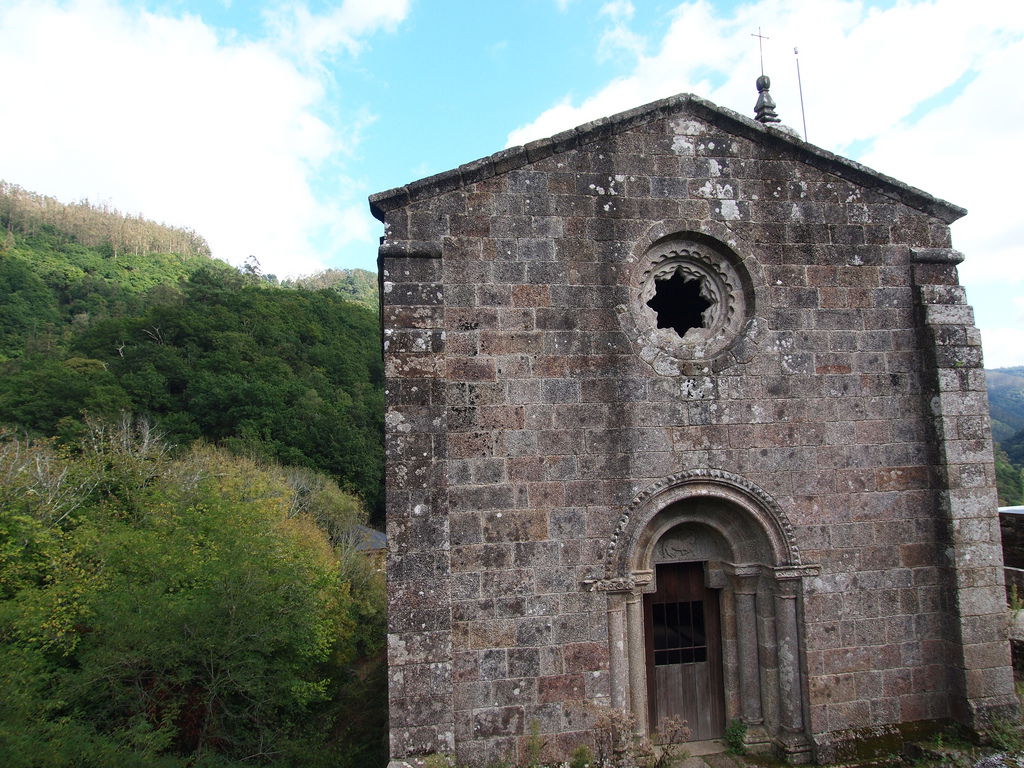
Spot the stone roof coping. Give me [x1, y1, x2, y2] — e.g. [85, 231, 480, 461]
[911, 247, 965, 264]
[378, 239, 442, 259]
[368, 92, 966, 225]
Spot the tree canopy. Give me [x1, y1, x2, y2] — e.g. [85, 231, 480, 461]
[0, 218, 384, 518]
[285, 268, 378, 311]
[0, 422, 386, 767]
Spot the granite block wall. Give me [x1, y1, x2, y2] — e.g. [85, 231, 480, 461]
[373, 94, 1016, 766]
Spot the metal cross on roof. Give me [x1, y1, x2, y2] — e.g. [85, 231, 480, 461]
[751, 27, 769, 76]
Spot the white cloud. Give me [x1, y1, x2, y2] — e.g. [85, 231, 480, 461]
[263, 0, 409, 65]
[507, 0, 1024, 366]
[509, 0, 1024, 149]
[597, 0, 644, 62]
[981, 327, 1024, 370]
[0, 0, 408, 278]
[861, 37, 1024, 287]
[599, 0, 634, 21]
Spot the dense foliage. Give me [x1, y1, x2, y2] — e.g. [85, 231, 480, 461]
[0, 224, 226, 363]
[0, 185, 389, 766]
[0, 422, 387, 767]
[285, 268, 379, 311]
[0, 185, 389, 763]
[0, 222, 384, 519]
[996, 448, 1023, 507]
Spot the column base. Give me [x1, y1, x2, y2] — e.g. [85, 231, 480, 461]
[773, 730, 814, 765]
[967, 695, 1023, 734]
[742, 723, 771, 751]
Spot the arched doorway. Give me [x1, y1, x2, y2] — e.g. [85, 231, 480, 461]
[594, 470, 818, 762]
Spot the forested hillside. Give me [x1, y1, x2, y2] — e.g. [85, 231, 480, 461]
[285, 267, 378, 310]
[0, 181, 210, 262]
[0, 183, 387, 766]
[990, 367, 1024, 506]
[0, 182, 383, 518]
[988, 367, 1024, 443]
[0, 186, 223, 364]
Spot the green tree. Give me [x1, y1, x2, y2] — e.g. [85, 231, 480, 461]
[0, 357, 131, 436]
[996, 445, 1024, 506]
[71, 269, 385, 516]
[0, 255, 61, 361]
[0, 261, 384, 518]
[0, 423, 385, 767]
[286, 268, 379, 310]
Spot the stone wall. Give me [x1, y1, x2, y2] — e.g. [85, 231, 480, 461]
[374, 94, 1016, 767]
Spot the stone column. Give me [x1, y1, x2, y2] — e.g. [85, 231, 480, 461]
[773, 575, 802, 734]
[626, 589, 649, 734]
[607, 591, 629, 710]
[769, 568, 817, 764]
[733, 571, 764, 726]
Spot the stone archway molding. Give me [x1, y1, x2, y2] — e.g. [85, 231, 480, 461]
[604, 468, 802, 582]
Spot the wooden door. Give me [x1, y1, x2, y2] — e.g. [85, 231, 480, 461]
[643, 561, 725, 741]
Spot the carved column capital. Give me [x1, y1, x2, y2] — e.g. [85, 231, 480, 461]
[772, 564, 819, 596]
[724, 562, 763, 593]
[584, 570, 653, 595]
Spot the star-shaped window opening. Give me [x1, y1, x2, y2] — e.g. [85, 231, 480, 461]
[646, 271, 713, 338]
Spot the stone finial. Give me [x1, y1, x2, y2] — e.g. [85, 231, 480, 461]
[754, 74, 781, 124]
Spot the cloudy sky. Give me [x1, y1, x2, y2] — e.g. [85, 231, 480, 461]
[1, 0, 1022, 366]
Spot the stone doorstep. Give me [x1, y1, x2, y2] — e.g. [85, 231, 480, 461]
[696, 752, 750, 767]
[385, 738, 744, 768]
[678, 758, 718, 768]
[661, 742, 749, 768]
[679, 738, 730, 757]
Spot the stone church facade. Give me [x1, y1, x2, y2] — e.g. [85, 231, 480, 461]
[369, 93, 1016, 766]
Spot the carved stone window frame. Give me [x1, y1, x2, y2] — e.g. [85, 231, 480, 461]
[618, 221, 767, 376]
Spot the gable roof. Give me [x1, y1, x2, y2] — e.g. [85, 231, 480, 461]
[369, 92, 965, 225]
[348, 524, 387, 551]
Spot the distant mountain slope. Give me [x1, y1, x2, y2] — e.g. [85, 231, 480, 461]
[987, 367, 1024, 444]
[988, 367, 1024, 505]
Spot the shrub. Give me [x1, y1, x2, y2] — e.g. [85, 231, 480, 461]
[724, 718, 747, 755]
